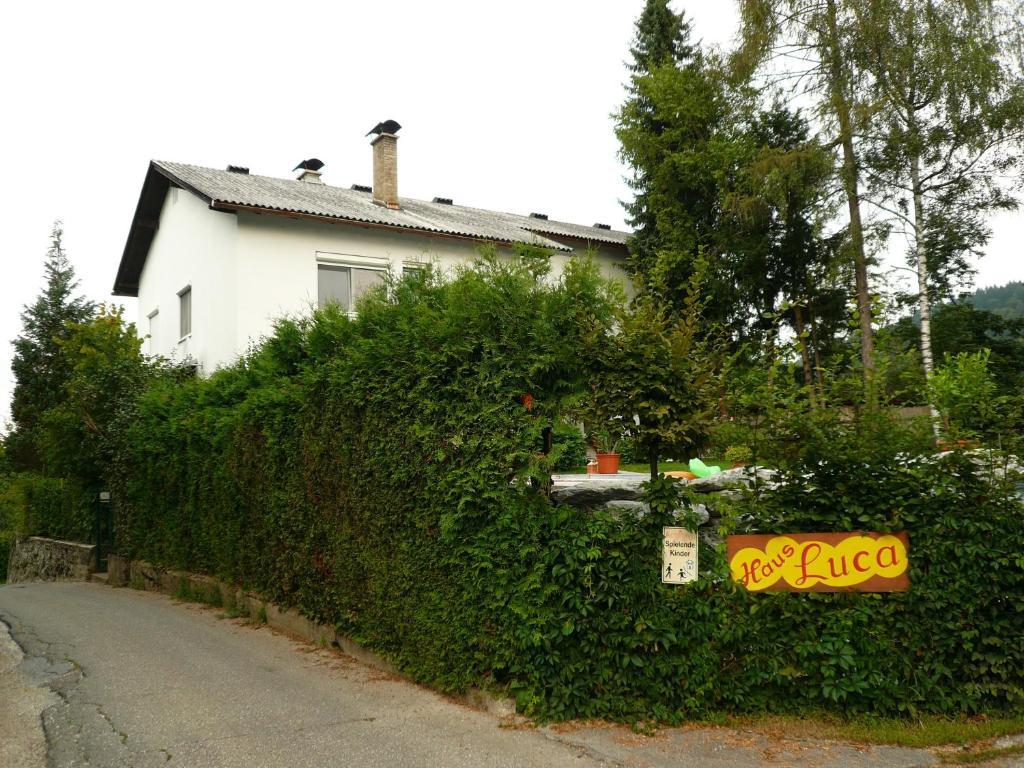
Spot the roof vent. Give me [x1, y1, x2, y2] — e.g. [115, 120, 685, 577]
[432, 196, 453, 205]
[593, 223, 612, 230]
[226, 165, 249, 174]
[293, 158, 325, 184]
[351, 184, 372, 193]
[529, 212, 549, 220]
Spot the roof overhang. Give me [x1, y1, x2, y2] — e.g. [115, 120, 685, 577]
[112, 162, 215, 297]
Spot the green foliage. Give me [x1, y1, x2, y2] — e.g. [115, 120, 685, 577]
[730, 452, 1024, 715]
[587, 263, 729, 477]
[891, 302, 1024, 397]
[112, 252, 620, 694]
[7, 221, 95, 471]
[928, 351, 999, 440]
[550, 422, 588, 472]
[107, 252, 1024, 721]
[970, 281, 1024, 321]
[37, 305, 153, 489]
[0, 472, 93, 544]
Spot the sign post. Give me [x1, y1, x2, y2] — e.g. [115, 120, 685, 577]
[662, 527, 698, 585]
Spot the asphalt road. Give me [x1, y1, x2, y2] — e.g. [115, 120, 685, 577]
[0, 582, 942, 768]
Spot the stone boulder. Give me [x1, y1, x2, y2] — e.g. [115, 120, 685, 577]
[549, 474, 647, 507]
[688, 466, 777, 493]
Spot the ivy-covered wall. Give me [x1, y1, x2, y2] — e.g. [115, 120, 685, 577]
[110, 254, 1024, 720]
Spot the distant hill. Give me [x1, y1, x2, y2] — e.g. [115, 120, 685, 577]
[968, 281, 1024, 320]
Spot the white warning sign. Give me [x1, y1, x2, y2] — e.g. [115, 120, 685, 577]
[662, 527, 698, 584]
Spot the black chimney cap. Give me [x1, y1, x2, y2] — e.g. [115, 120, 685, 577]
[226, 165, 249, 174]
[593, 223, 612, 230]
[529, 212, 549, 220]
[350, 184, 372, 193]
[366, 119, 402, 136]
[432, 196, 453, 205]
[292, 158, 325, 172]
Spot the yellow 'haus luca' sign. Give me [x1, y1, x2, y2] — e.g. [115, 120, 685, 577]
[726, 532, 910, 592]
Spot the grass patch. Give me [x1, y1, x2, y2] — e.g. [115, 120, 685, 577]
[940, 742, 1024, 764]
[172, 577, 224, 608]
[725, 714, 1024, 749]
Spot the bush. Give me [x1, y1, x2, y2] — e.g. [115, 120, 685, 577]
[727, 452, 1024, 715]
[550, 422, 588, 471]
[108, 254, 1024, 721]
[0, 472, 93, 544]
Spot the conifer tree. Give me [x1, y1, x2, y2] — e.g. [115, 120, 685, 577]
[616, 1, 742, 321]
[7, 221, 95, 471]
[627, 0, 694, 74]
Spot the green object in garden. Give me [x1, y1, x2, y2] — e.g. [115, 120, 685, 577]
[689, 458, 722, 477]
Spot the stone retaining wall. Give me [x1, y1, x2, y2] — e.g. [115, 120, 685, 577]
[7, 536, 95, 584]
[550, 466, 778, 545]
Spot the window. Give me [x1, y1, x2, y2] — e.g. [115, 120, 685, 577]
[147, 309, 159, 355]
[318, 264, 386, 311]
[178, 286, 191, 339]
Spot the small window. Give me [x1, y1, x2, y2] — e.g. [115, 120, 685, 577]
[178, 287, 191, 339]
[317, 264, 385, 311]
[147, 309, 159, 355]
[403, 264, 424, 278]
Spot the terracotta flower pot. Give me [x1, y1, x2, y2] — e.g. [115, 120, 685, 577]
[595, 452, 620, 474]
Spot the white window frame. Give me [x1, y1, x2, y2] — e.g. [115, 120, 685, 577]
[315, 252, 389, 315]
[177, 285, 192, 342]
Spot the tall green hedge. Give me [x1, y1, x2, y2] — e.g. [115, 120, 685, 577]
[110, 253, 1024, 720]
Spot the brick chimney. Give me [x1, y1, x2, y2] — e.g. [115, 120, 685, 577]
[368, 120, 401, 209]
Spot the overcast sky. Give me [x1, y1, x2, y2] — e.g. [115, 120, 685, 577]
[1, 1, 1021, 428]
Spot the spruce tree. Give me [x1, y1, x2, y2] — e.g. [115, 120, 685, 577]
[627, 0, 694, 74]
[616, 2, 734, 317]
[7, 221, 95, 471]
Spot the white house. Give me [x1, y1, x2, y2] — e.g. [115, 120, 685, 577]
[113, 121, 631, 373]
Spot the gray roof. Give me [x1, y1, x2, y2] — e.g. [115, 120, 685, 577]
[156, 161, 631, 251]
[114, 160, 631, 296]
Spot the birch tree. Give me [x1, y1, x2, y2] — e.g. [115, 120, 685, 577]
[852, 0, 1024, 436]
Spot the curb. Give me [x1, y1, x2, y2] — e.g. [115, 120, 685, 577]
[102, 555, 515, 718]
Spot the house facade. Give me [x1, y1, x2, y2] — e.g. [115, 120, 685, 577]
[113, 122, 631, 373]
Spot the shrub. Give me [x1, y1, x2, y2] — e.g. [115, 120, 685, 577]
[108, 253, 1024, 721]
[0, 472, 93, 544]
[550, 422, 588, 471]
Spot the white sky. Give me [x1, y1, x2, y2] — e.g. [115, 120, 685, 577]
[1, 1, 1020, 428]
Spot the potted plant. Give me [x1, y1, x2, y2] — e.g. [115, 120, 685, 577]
[588, 419, 630, 474]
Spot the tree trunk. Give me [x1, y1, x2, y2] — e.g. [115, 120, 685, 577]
[824, 0, 875, 384]
[793, 304, 817, 407]
[649, 441, 659, 481]
[910, 150, 942, 439]
[808, 297, 827, 405]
